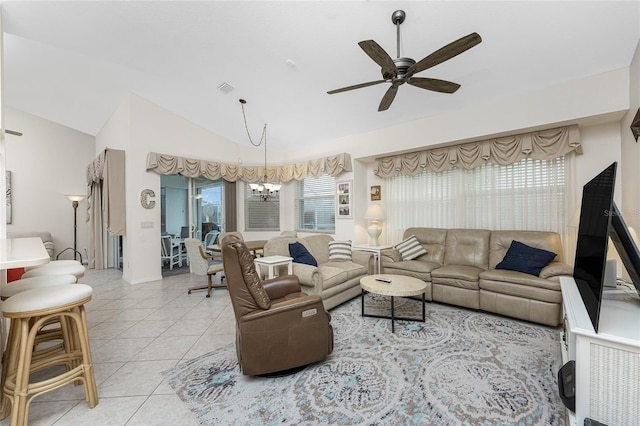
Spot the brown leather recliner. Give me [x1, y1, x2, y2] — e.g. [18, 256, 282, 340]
[221, 235, 334, 376]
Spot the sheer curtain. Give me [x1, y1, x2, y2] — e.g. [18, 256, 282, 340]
[386, 156, 573, 257]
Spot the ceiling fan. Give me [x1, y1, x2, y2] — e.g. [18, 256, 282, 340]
[327, 10, 482, 112]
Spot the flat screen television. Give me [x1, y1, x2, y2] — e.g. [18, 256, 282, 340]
[573, 162, 616, 333]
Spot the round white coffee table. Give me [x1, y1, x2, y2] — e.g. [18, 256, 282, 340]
[360, 274, 427, 333]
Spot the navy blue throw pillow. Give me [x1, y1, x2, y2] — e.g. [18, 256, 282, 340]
[288, 242, 317, 266]
[495, 240, 557, 276]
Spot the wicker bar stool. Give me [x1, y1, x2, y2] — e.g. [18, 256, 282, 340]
[1, 274, 80, 383]
[1, 275, 78, 300]
[1, 284, 98, 425]
[23, 260, 81, 272]
[21, 262, 85, 281]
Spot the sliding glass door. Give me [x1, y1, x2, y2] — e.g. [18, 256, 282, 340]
[161, 175, 225, 241]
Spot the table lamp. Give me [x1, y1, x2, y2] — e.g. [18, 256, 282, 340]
[364, 204, 385, 246]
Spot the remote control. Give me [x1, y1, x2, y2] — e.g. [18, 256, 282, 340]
[375, 278, 392, 283]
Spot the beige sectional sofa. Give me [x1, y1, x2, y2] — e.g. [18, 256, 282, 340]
[263, 234, 372, 310]
[381, 227, 573, 326]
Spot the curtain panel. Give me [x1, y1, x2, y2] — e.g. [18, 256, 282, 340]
[374, 125, 581, 178]
[86, 149, 126, 269]
[146, 152, 352, 182]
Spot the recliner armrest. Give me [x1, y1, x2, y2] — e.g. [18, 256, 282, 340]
[240, 295, 326, 322]
[539, 262, 573, 279]
[262, 275, 302, 300]
[381, 248, 402, 263]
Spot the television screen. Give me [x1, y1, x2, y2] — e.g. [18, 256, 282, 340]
[573, 162, 616, 332]
[609, 202, 640, 296]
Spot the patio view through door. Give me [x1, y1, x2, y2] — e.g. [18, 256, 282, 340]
[161, 175, 225, 243]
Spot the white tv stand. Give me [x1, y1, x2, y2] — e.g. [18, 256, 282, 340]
[560, 277, 640, 426]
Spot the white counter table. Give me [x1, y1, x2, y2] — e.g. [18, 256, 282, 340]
[0, 237, 50, 269]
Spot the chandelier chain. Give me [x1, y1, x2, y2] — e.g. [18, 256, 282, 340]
[239, 99, 280, 201]
[240, 100, 266, 148]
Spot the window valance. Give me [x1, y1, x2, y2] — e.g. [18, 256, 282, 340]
[374, 125, 581, 178]
[146, 152, 352, 182]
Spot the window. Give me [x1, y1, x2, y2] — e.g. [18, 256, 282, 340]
[295, 174, 335, 232]
[245, 183, 280, 231]
[386, 157, 567, 242]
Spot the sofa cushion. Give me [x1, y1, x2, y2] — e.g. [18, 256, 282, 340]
[443, 229, 490, 269]
[320, 261, 366, 281]
[289, 242, 318, 266]
[395, 235, 427, 261]
[479, 270, 562, 303]
[382, 259, 440, 274]
[403, 228, 447, 265]
[301, 234, 334, 264]
[489, 230, 565, 268]
[318, 266, 349, 290]
[431, 264, 484, 283]
[496, 240, 556, 276]
[328, 240, 352, 262]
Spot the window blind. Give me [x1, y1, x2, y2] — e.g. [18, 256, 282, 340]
[245, 183, 280, 231]
[295, 174, 335, 232]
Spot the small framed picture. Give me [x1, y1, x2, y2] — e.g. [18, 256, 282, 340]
[336, 181, 352, 219]
[370, 185, 381, 201]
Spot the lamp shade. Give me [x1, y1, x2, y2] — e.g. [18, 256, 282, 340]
[66, 195, 85, 202]
[364, 204, 385, 220]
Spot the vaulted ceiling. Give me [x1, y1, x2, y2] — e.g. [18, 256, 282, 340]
[1, 1, 639, 151]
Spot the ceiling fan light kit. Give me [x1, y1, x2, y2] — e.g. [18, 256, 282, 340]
[327, 10, 482, 112]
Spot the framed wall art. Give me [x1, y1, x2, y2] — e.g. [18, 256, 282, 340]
[336, 180, 352, 219]
[370, 185, 381, 201]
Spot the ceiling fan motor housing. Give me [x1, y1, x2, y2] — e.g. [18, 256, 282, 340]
[383, 57, 416, 80]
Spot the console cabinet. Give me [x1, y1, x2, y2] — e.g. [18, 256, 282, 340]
[560, 277, 640, 426]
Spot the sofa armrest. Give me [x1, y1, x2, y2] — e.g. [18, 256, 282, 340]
[351, 250, 372, 266]
[291, 263, 322, 289]
[380, 248, 402, 263]
[540, 262, 573, 279]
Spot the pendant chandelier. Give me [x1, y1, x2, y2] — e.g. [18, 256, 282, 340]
[240, 99, 281, 202]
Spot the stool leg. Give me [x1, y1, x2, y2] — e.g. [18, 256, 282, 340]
[10, 318, 33, 426]
[75, 306, 98, 407]
[0, 318, 18, 419]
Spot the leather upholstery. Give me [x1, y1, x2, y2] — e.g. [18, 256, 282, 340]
[443, 229, 490, 268]
[380, 227, 572, 326]
[222, 235, 333, 376]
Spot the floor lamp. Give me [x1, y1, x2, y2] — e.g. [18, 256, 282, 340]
[57, 195, 85, 262]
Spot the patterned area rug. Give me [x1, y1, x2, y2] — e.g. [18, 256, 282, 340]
[162, 295, 566, 425]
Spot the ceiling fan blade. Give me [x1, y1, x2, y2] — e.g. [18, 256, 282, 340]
[406, 32, 482, 77]
[327, 79, 387, 94]
[378, 84, 399, 112]
[358, 40, 398, 78]
[408, 77, 461, 94]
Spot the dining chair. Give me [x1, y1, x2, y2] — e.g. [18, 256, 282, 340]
[184, 238, 225, 297]
[160, 235, 182, 270]
[203, 231, 220, 254]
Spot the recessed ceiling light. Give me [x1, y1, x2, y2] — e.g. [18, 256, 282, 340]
[217, 82, 235, 94]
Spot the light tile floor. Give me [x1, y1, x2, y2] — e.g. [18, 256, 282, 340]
[1, 268, 234, 425]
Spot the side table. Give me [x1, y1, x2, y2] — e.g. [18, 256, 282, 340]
[254, 255, 293, 279]
[351, 244, 393, 274]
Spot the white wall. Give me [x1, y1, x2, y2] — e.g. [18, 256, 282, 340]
[8, 59, 636, 284]
[4, 108, 94, 261]
[621, 40, 640, 233]
[277, 68, 631, 245]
